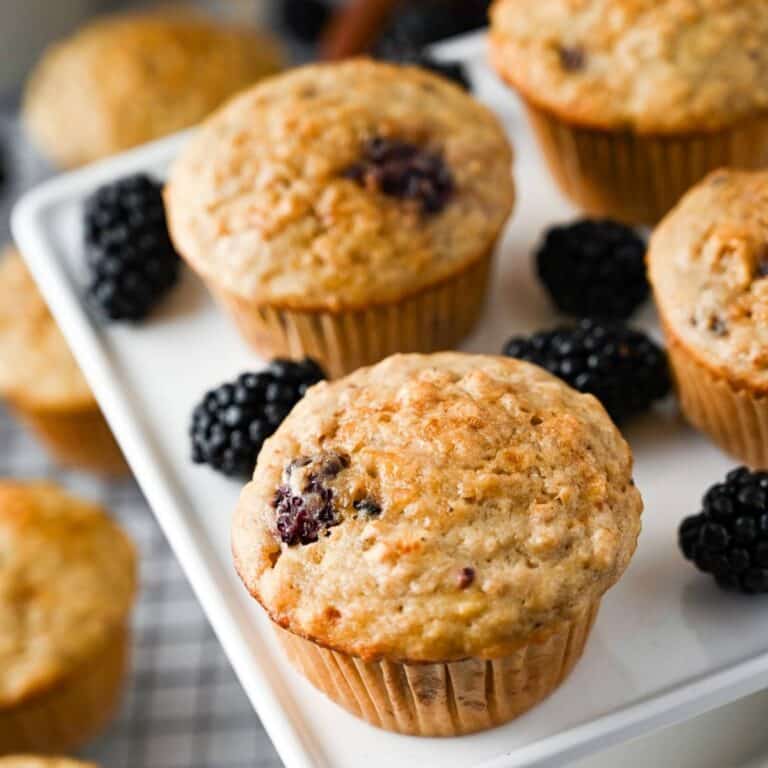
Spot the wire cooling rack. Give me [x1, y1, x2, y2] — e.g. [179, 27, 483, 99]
[0, 405, 282, 768]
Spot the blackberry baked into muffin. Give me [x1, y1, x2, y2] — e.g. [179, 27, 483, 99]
[490, 0, 768, 224]
[649, 169, 768, 468]
[165, 60, 515, 377]
[0, 247, 126, 475]
[0, 482, 136, 755]
[233, 352, 642, 735]
[23, 11, 282, 168]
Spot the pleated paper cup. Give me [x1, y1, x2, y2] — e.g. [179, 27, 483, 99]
[0, 626, 130, 755]
[523, 101, 768, 226]
[274, 599, 599, 737]
[664, 326, 768, 469]
[9, 400, 128, 477]
[206, 250, 493, 379]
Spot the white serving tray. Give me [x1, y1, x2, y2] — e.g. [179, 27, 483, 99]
[12, 32, 768, 768]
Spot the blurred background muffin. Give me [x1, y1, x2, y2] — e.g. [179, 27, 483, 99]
[0, 481, 136, 755]
[0, 245, 127, 475]
[22, 8, 283, 167]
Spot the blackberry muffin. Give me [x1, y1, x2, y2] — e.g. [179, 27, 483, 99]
[23, 11, 282, 168]
[0, 482, 136, 755]
[649, 169, 768, 468]
[490, 0, 768, 224]
[233, 353, 642, 735]
[0, 247, 126, 475]
[165, 60, 515, 377]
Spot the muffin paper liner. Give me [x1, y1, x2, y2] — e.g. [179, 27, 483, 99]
[274, 600, 599, 736]
[523, 102, 768, 225]
[10, 401, 128, 477]
[0, 626, 129, 755]
[665, 330, 768, 469]
[207, 251, 493, 379]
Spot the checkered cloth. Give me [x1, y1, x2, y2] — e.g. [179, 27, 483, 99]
[0, 114, 282, 768]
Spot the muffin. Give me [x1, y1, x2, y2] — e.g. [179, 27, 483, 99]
[0, 247, 126, 475]
[0, 760, 97, 768]
[490, 0, 768, 224]
[23, 11, 283, 168]
[165, 60, 515, 377]
[649, 168, 768, 468]
[0, 482, 137, 755]
[233, 352, 642, 735]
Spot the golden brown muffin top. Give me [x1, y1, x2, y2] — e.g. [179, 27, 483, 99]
[233, 353, 642, 663]
[0, 482, 137, 708]
[0, 759, 97, 768]
[165, 60, 515, 311]
[0, 247, 95, 411]
[23, 11, 283, 168]
[490, 0, 768, 133]
[649, 169, 768, 392]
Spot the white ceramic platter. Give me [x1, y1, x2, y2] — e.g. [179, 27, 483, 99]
[12, 32, 768, 768]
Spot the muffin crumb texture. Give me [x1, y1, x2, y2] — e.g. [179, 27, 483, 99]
[233, 353, 642, 662]
[490, 0, 768, 132]
[649, 169, 768, 392]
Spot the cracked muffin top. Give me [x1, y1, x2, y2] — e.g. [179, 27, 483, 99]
[233, 353, 642, 662]
[164, 60, 514, 312]
[649, 169, 768, 392]
[0, 247, 95, 411]
[490, 0, 768, 133]
[23, 11, 282, 168]
[0, 482, 136, 708]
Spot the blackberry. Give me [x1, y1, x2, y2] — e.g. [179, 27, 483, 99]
[680, 467, 768, 594]
[190, 358, 326, 479]
[503, 319, 670, 423]
[274, 452, 349, 546]
[84, 173, 180, 321]
[344, 137, 454, 214]
[280, 0, 331, 43]
[536, 219, 649, 320]
[376, 0, 490, 58]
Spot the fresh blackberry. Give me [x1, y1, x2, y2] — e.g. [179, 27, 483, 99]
[190, 358, 326, 479]
[503, 319, 670, 423]
[344, 137, 454, 214]
[536, 219, 649, 320]
[680, 467, 768, 594]
[280, 0, 331, 43]
[84, 173, 180, 322]
[376, 0, 490, 58]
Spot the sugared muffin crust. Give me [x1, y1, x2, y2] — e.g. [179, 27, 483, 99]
[490, 0, 768, 132]
[233, 353, 641, 662]
[0, 482, 136, 707]
[165, 60, 514, 311]
[649, 169, 768, 392]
